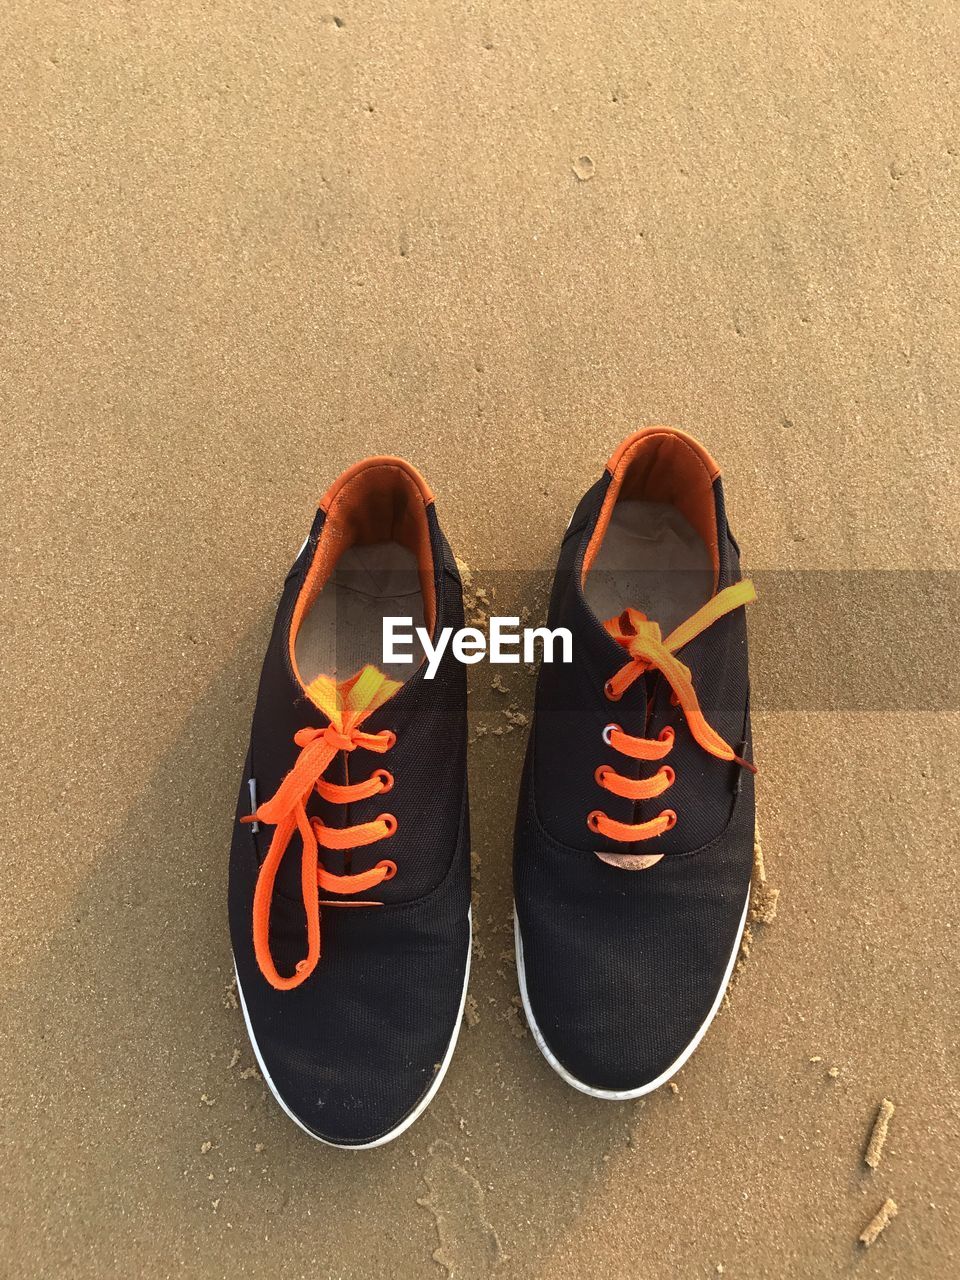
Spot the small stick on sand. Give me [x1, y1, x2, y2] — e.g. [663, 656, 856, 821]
[860, 1198, 898, 1247]
[865, 1098, 895, 1169]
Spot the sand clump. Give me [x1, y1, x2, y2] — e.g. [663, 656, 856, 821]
[455, 557, 494, 631]
[860, 1198, 898, 1247]
[865, 1098, 895, 1170]
[726, 828, 779, 1002]
[469, 702, 531, 743]
[504, 996, 528, 1039]
[749, 883, 780, 925]
[749, 829, 780, 925]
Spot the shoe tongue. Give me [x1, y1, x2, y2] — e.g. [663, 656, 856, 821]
[304, 664, 402, 730]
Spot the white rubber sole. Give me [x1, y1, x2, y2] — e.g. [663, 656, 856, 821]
[514, 890, 750, 1100]
[234, 911, 472, 1149]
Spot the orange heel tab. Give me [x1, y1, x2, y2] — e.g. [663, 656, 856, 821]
[319, 455, 434, 513]
[604, 426, 721, 482]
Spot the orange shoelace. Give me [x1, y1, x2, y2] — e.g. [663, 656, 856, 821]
[242, 665, 402, 991]
[589, 580, 757, 844]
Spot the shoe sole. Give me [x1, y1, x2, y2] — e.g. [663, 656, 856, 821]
[234, 910, 472, 1149]
[514, 888, 750, 1099]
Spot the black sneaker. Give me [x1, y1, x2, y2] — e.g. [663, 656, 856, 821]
[228, 456, 471, 1147]
[514, 427, 757, 1098]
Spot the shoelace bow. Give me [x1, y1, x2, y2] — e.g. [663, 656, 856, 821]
[243, 665, 402, 991]
[590, 579, 757, 844]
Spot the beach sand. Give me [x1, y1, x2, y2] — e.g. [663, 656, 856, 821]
[1, 2, 958, 1276]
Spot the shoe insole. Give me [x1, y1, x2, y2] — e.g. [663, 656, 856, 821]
[584, 500, 713, 634]
[295, 541, 426, 684]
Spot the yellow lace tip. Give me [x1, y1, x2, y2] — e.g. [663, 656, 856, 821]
[304, 665, 402, 729]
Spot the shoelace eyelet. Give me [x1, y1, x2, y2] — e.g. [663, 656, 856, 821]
[587, 810, 603, 833]
[379, 813, 398, 836]
[658, 726, 675, 746]
[660, 765, 675, 786]
[382, 730, 397, 750]
[377, 858, 398, 880]
[662, 808, 677, 830]
[373, 768, 394, 793]
[604, 680, 622, 702]
[594, 765, 609, 787]
[602, 722, 621, 746]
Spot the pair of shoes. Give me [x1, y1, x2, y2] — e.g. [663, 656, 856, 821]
[228, 427, 757, 1147]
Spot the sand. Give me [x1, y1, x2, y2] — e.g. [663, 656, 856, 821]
[2, 2, 959, 1277]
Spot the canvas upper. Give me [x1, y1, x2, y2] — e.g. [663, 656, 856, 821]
[228, 457, 471, 1146]
[514, 427, 756, 1096]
